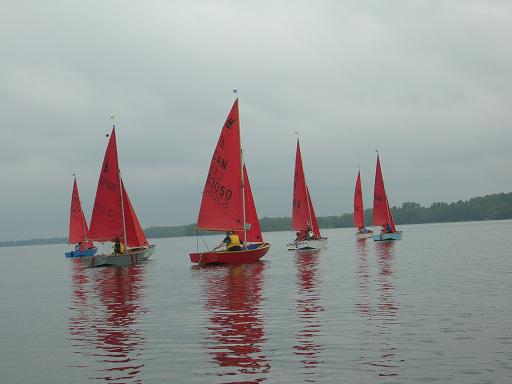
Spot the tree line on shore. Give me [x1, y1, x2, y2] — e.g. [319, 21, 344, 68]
[1, 192, 510, 247]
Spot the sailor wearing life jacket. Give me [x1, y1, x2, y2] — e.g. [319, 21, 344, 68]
[113, 236, 125, 254]
[216, 230, 244, 251]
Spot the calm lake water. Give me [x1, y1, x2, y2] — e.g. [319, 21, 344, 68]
[1, 221, 511, 383]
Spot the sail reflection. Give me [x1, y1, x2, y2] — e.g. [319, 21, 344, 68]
[199, 263, 270, 383]
[68, 260, 146, 383]
[355, 240, 370, 316]
[294, 250, 324, 381]
[356, 241, 402, 378]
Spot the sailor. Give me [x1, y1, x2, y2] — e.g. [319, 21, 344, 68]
[113, 236, 125, 254]
[381, 223, 392, 233]
[215, 231, 244, 252]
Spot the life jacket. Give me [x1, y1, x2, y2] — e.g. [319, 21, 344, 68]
[114, 242, 125, 254]
[226, 234, 241, 249]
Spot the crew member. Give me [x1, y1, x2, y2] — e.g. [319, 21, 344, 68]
[215, 231, 244, 251]
[113, 237, 125, 254]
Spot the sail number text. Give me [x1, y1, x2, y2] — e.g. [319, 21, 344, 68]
[205, 173, 232, 209]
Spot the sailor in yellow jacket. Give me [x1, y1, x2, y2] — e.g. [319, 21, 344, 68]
[113, 236, 125, 254]
[214, 231, 244, 251]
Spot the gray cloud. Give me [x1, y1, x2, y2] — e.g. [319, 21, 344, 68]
[1, 1, 511, 240]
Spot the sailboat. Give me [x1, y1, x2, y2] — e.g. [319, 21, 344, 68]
[189, 98, 271, 265]
[65, 177, 97, 258]
[372, 154, 402, 241]
[354, 170, 374, 239]
[82, 126, 155, 267]
[286, 139, 327, 251]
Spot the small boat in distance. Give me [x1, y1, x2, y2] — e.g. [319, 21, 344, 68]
[83, 126, 155, 267]
[286, 139, 327, 251]
[65, 177, 97, 258]
[189, 98, 271, 265]
[354, 170, 374, 239]
[372, 154, 402, 241]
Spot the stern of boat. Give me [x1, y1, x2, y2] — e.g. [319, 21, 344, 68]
[373, 231, 402, 241]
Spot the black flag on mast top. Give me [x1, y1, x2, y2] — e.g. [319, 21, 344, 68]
[233, 89, 238, 94]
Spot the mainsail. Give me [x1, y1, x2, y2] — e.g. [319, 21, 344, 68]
[354, 171, 365, 229]
[68, 177, 93, 248]
[292, 139, 320, 236]
[89, 128, 123, 242]
[196, 99, 244, 231]
[373, 155, 396, 232]
[89, 127, 148, 246]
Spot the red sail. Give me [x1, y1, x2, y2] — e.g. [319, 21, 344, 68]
[121, 180, 149, 247]
[197, 99, 244, 231]
[68, 178, 93, 247]
[354, 171, 365, 229]
[373, 155, 396, 231]
[292, 140, 309, 231]
[306, 186, 321, 237]
[386, 198, 397, 232]
[234, 165, 263, 243]
[89, 128, 124, 242]
[292, 139, 320, 236]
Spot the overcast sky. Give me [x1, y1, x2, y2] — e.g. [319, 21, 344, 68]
[0, 1, 511, 240]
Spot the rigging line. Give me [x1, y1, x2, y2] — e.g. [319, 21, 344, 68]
[199, 233, 211, 252]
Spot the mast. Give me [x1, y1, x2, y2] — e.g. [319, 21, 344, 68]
[112, 115, 127, 245]
[241, 148, 247, 243]
[378, 152, 392, 226]
[119, 171, 127, 246]
[235, 92, 246, 243]
[299, 138, 314, 229]
[375, 150, 393, 228]
[77, 177, 89, 244]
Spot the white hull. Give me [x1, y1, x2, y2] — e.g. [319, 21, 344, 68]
[373, 231, 402, 241]
[286, 238, 328, 251]
[82, 245, 155, 268]
[356, 231, 374, 239]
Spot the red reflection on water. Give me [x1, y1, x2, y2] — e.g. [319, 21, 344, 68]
[68, 260, 146, 383]
[294, 250, 325, 380]
[376, 242, 399, 317]
[355, 240, 371, 316]
[356, 241, 403, 378]
[200, 263, 270, 383]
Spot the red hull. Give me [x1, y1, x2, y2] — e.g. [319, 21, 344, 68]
[190, 243, 271, 265]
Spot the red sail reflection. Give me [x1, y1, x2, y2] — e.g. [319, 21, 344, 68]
[294, 250, 325, 380]
[356, 241, 402, 378]
[355, 239, 370, 316]
[68, 260, 146, 383]
[199, 263, 270, 383]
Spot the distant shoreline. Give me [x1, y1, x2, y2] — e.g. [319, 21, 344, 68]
[1, 192, 510, 248]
